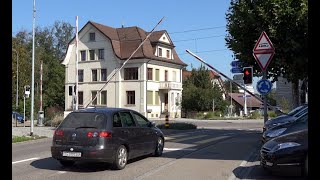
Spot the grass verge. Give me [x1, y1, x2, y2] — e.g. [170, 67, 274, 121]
[12, 135, 47, 143]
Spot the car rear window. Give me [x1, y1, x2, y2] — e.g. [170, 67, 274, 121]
[59, 112, 107, 129]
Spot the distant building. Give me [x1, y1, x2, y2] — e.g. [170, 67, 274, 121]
[62, 21, 187, 118]
[229, 92, 263, 116]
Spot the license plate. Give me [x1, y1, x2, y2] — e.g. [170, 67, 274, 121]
[62, 151, 82, 157]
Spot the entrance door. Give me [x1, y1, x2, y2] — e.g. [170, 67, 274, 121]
[164, 93, 168, 112]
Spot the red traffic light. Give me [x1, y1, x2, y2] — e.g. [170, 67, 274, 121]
[243, 67, 253, 85]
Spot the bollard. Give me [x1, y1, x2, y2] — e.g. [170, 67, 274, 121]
[165, 115, 169, 129]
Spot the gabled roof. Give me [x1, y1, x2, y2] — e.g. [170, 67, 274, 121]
[65, 21, 187, 66]
[182, 70, 220, 81]
[229, 93, 263, 108]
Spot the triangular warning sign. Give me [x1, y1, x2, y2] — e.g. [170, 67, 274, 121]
[253, 52, 275, 71]
[253, 31, 275, 52]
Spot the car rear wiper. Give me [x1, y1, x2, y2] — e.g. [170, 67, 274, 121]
[75, 126, 98, 130]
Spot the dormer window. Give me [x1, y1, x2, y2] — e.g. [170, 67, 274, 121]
[158, 48, 162, 57]
[89, 32, 95, 41]
[163, 37, 166, 40]
[166, 50, 170, 59]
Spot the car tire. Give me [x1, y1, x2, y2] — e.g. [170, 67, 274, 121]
[154, 137, 164, 157]
[59, 160, 75, 167]
[113, 145, 127, 170]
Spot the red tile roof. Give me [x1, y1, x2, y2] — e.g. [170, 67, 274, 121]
[68, 21, 187, 66]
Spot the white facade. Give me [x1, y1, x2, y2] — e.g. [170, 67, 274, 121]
[62, 22, 185, 118]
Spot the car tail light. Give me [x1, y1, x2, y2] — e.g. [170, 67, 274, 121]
[99, 131, 112, 137]
[54, 129, 64, 136]
[87, 131, 111, 138]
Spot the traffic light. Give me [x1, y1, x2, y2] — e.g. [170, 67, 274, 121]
[243, 67, 253, 85]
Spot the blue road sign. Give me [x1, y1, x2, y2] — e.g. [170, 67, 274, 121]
[230, 61, 243, 67]
[230, 67, 243, 74]
[257, 79, 272, 95]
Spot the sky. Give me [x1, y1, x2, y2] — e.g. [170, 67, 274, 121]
[12, 0, 265, 93]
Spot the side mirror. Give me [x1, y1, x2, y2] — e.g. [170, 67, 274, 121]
[148, 121, 156, 127]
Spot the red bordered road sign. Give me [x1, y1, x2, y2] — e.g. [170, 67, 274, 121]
[253, 31, 275, 71]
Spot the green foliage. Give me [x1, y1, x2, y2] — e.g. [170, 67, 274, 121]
[182, 65, 227, 113]
[226, 0, 308, 105]
[279, 97, 290, 113]
[204, 112, 215, 119]
[157, 122, 197, 130]
[12, 135, 47, 143]
[224, 80, 239, 93]
[12, 21, 74, 115]
[268, 111, 277, 118]
[248, 110, 262, 119]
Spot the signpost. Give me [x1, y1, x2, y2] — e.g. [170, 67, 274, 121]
[230, 67, 243, 74]
[253, 31, 275, 123]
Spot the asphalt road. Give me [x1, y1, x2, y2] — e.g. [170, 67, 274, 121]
[12, 119, 306, 180]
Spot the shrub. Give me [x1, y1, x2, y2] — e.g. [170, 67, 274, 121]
[248, 110, 262, 119]
[157, 122, 197, 130]
[204, 112, 215, 119]
[268, 111, 277, 118]
[196, 112, 204, 119]
[51, 113, 64, 127]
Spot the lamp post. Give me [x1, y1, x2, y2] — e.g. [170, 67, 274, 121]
[13, 48, 19, 110]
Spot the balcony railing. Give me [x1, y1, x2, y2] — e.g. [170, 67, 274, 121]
[159, 82, 182, 90]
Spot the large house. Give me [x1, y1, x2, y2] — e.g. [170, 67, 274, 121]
[62, 21, 187, 118]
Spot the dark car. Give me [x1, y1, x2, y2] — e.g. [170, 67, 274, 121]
[51, 107, 165, 170]
[260, 129, 308, 177]
[263, 104, 308, 132]
[262, 111, 307, 144]
[12, 111, 24, 123]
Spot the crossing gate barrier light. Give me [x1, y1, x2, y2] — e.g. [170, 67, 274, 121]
[165, 115, 169, 129]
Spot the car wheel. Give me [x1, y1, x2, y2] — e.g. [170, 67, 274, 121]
[59, 160, 75, 167]
[113, 145, 127, 170]
[154, 137, 164, 157]
[303, 154, 308, 177]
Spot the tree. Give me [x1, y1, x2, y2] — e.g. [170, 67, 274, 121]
[225, 0, 308, 108]
[224, 80, 239, 93]
[12, 21, 74, 117]
[182, 65, 227, 113]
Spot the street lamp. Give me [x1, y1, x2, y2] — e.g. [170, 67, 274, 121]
[12, 48, 19, 110]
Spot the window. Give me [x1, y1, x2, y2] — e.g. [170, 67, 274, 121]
[78, 91, 83, 105]
[172, 71, 176, 82]
[126, 91, 135, 105]
[89, 32, 95, 41]
[92, 69, 98, 81]
[132, 112, 149, 127]
[165, 70, 168, 81]
[98, 49, 104, 60]
[155, 69, 160, 81]
[119, 112, 136, 127]
[78, 69, 84, 82]
[113, 113, 122, 127]
[158, 48, 162, 57]
[147, 68, 153, 80]
[91, 91, 97, 105]
[166, 50, 170, 59]
[155, 91, 159, 105]
[147, 91, 153, 105]
[124, 68, 138, 80]
[101, 69, 107, 81]
[101, 91, 107, 105]
[89, 50, 95, 60]
[80, 50, 86, 61]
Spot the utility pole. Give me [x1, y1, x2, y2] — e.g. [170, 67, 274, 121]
[244, 85, 247, 116]
[38, 60, 44, 126]
[13, 49, 19, 110]
[75, 16, 79, 110]
[30, 0, 36, 136]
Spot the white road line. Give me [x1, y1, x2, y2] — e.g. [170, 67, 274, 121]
[12, 157, 40, 165]
[163, 147, 196, 151]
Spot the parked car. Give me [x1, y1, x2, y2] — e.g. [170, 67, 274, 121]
[12, 111, 24, 123]
[262, 111, 307, 144]
[260, 129, 308, 177]
[263, 104, 308, 132]
[51, 107, 165, 170]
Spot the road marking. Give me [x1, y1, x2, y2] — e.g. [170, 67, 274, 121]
[12, 157, 40, 165]
[164, 148, 196, 151]
[170, 135, 206, 143]
[57, 171, 67, 174]
[195, 136, 229, 144]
